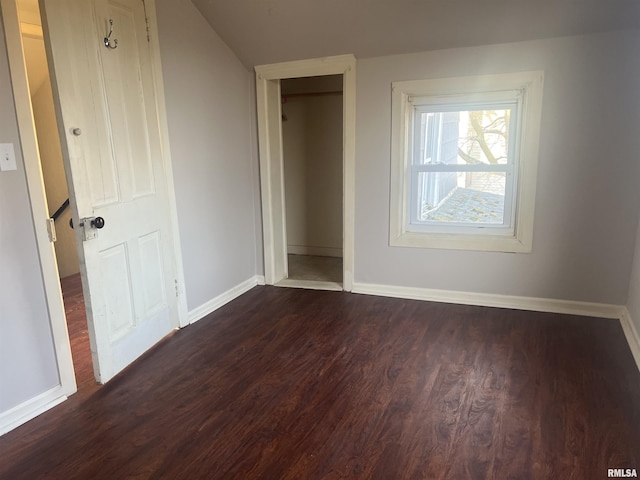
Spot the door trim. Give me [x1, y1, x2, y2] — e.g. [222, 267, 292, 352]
[255, 54, 356, 291]
[0, 0, 76, 418]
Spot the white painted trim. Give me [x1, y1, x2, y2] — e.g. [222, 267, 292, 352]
[1, 0, 77, 402]
[287, 245, 343, 258]
[389, 71, 544, 253]
[620, 308, 640, 373]
[255, 54, 356, 292]
[0, 386, 67, 436]
[188, 276, 263, 324]
[144, 0, 189, 328]
[275, 279, 343, 291]
[255, 54, 355, 81]
[255, 76, 287, 285]
[352, 281, 624, 319]
[342, 60, 356, 292]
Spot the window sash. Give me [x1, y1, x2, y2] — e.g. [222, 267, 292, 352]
[408, 176, 516, 229]
[409, 90, 524, 107]
[412, 163, 513, 173]
[408, 103, 519, 231]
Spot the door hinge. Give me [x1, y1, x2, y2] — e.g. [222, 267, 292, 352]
[46, 218, 57, 243]
[175, 279, 179, 298]
[142, 0, 151, 42]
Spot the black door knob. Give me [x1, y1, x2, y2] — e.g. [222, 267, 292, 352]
[91, 217, 105, 229]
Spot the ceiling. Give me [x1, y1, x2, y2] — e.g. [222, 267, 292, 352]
[192, 0, 640, 68]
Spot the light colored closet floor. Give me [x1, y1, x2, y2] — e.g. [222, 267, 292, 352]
[287, 254, 342, 283]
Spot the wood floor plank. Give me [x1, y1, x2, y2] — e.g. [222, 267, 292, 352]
[1, 285, 639, 479]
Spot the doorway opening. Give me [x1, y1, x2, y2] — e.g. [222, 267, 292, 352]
[17, 0, 93, 390]
[255, 55, 356, 292]
[280, 75, 344, 290]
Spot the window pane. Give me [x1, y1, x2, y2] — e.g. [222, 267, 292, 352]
[415, 171, 506, 224]
[415, 109, 512, 166]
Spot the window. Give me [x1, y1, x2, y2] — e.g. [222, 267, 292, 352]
[390, 72, 544, 252]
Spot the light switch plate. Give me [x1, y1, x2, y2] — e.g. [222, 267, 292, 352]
[0, 143, 17, 171]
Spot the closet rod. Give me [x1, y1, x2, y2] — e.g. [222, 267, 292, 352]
[281, 90, 343, 100]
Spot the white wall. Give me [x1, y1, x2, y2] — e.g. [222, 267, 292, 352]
[282, 97, 307, 251]
[355, 30, 640, 304]
[282, 91, 343, 257]
[0, 20, 60, 414]
[156, 0, 261, 311]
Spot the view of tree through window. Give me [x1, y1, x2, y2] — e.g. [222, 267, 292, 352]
[412, 107, 514, 226]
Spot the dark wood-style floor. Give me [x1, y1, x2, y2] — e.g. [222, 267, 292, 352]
[58, 273, 98, 394]
[1, 282, 639, 479]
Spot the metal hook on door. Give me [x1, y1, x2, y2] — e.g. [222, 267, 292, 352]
[104, 19, 118, 49]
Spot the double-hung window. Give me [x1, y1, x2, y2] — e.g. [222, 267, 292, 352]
[390, 72, 544, 252]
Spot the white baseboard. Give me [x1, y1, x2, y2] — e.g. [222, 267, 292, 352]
[352, 281, 624, 319]
[0, 386, 67, 437]
[188, 275, 263, 324]
[287, 245, 343, 258]
[620, 308, 640, 372]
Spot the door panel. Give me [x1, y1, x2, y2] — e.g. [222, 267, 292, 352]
[96, 1, 157, 200]
[138, 231, 166, 314]
[100, 243, 134, 339]
[42, 0, 179, 383]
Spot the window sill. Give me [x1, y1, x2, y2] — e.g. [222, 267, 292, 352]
[389, 230, 532, 253]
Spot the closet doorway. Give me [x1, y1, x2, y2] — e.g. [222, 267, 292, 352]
[255, 55, 356, 292]
[280, 75, 343, 290]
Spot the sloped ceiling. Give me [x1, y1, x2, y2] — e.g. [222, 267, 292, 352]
[191, 0, 640, 68]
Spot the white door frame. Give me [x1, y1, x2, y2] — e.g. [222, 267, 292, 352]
[0, 0, 188, 430]
[255, 55, 356, 291]
[0, 0, 75, 431]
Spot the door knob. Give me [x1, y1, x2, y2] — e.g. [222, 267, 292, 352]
[91, 217, 105, 229]
[74, 216, 104, 241]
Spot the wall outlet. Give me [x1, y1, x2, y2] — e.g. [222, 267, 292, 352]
[0, 143, 17, 171]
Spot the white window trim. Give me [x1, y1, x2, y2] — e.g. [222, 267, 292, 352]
[390, 71, 544, 253]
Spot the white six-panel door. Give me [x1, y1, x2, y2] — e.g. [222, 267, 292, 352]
[42, 0, 180, 383]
